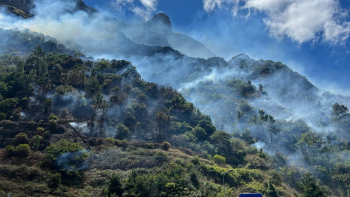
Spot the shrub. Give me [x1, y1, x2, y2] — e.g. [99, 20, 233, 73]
[121, 140, 128, 148]
[266, 181, 278, 197]
[37, 127, 50, 138]
[114, 139, 122, 146]
[213, 154, 226, 165]
[107, 173, 124, 197]
[43, 139, 86, 167]
[32, 135, 43, 150]
[48, 173, 61, 188]
[245, 155, 268, 170]
[193, 126, 207, 141]
[105, 138, 115, 147]
[43, 98, 53, 113]
[49, 114, 57, 120]
[0, 190, 6, 197]
[49, 119, 58, 128]
[60, 108, 69, 119]
[190, 173, 199, 188]
[161, 141, 171, 151]
[14, 132, 28, 144]
[16, 144, 31, 157]
[165, 182, 176, 190]
[5, 145, 15, 157]
[115, 124, 130, 140]
[0, 112, 6, 120]
[144, 143, 154, 149]
[154, 151, 168, 162]
[241, 128, 255, 144]
[191, 156, 200, 165]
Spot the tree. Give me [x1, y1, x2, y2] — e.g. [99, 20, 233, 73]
[100, 100, 109, 122]
[210, 131, 231, 154]
[43, 139, 87, 170]
[16, 144, 31, 157]
[32, 46, 46, 58]
[266, 181, 278, 197]
[259, 110, 269, 123]
[156, 111, 170, 141]
[32, 135, 43, 150]
[193, 126, 207, 141]
[0, 98, 19, 114]
[297, 173, 326, 197]
[241, 128, 255, 144]
[60, 108, 69, 119]
[197, 119, 216, 136]
[259, 84, 263, 92]
[67, 66, 85, 87]
[37, 127, 50, 138]
[161, 141, 171, 151]
[5, 145, 15, 157]
[48, 173, 61, 188]
[107, 173, 124, 197]
[85, 76, 100, 97]
[237, 110, 244, 122]
[213, 154, 226, 165]
[43, 98, 53, 113]
[91, 92, 103, 121]
[268, 123, 281, 145]
[48, 64, 63, 85]
[110, 95, 119, 105]
[14, 132, 28, 145]
[115, 124, 130, 140]
[331, 103, 350, 125]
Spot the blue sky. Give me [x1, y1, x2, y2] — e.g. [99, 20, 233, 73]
[84, 0, 350, 93]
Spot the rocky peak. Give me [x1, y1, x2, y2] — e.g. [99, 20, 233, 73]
[147, 12, 172, 34]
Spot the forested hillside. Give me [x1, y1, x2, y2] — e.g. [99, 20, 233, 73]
[0, 31, 298, 197]
[0, 0, 350, 197]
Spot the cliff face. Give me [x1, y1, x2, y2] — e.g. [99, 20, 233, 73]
[0, 0, 32, 12]
[0, 0, 95, 17]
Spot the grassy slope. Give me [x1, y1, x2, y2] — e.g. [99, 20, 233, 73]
[0, 144, 298, 197]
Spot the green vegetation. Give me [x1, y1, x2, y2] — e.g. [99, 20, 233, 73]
[15, 144, 31, 157]
[213, 154, 226, 165]
[0, 29, 346, 197]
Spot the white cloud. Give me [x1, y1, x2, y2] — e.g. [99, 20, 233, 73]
[113, 0, 134, 10]
[112, 0, 158, 20]
[203, 0, 226, 13]
[202, 0, 350, 44]
[139, 0, 158, 9]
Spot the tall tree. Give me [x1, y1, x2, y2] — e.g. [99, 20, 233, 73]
[297, 173, 326, 197]
[331, 103, 350, 125]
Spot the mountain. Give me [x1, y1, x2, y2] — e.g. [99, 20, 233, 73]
[0, 3, 349, 197]
[0, 0, 95, 17]
[0, 34, 299, 196]
[120, 13, 216, 59]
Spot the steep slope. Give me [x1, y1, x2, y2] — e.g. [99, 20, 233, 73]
[0, 0, 32, 15]
[120, 13, 216, 59]
[0, 36, 299, 196]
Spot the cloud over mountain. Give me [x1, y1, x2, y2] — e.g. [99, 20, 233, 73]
[203, 0, 350, 44]
[112, 0, 158, 20]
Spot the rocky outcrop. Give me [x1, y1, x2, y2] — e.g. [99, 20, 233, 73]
[0, 0, 96, 17]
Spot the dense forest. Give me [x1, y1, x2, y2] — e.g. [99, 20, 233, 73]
[0, 1, 350, 196]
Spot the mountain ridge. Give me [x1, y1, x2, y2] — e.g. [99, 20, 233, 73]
[0, 7, 349, 196]
[0, 0, 96, 17]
